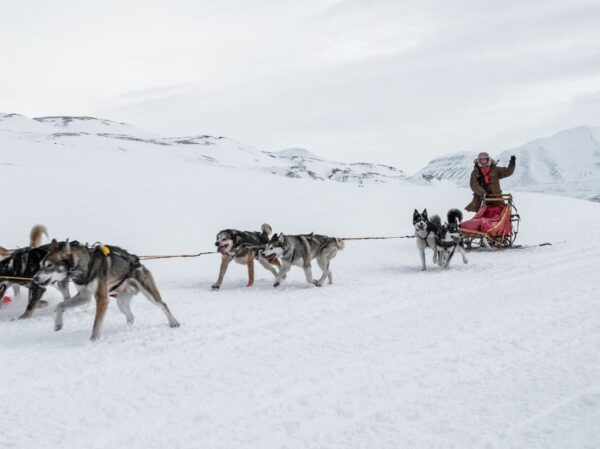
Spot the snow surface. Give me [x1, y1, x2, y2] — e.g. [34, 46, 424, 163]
[1, 116, 600, 449]
[35, 115, 163, 140]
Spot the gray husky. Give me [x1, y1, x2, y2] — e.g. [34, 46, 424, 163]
[261, 233, 345, 287]
[33, 240, 180, 341]
[212, 223, 280, 289]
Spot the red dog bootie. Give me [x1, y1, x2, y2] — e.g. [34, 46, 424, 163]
[2, 296, 12, 304]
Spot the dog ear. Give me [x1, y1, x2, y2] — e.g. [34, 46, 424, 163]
[422, 209, 428, 219]
[49, 239, 59, 251]
[413, 209, 419, 219]
[279, 233, 285, 243]
[64, 239, 71, 255]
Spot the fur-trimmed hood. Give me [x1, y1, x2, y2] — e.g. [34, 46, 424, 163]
[473, 157, 496, 168]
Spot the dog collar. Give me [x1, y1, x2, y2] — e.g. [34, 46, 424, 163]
[416, 230, 430, 240]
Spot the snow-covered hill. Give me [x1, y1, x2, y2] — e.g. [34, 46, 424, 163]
[0, 113, 408, 186]
[412, 126, 600, 202]
[411, 151, 474, 185]
[267, 147, 406, 183]
[1, 111, 599, 449]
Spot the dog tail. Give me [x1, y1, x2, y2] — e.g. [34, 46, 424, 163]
[261, 223, 273, 236]
[334, 238, 345, 250]
[29, 224, 48, 248]
[429, 214, 441, 229]
[0, 245, 13, 257]
[447, 209, 463, 225]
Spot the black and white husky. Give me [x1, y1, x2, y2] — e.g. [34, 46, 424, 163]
[413, 209, 441, 271]
[0, 225, 71, 318]
[261, 233, 344, 287]
[413, 209, 468, 270]
[436, 209, 468, 269]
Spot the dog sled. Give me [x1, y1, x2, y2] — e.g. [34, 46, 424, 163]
[460, 194, 520, 250]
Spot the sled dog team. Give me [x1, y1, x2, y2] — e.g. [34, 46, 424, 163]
[0, 208, 465, 340]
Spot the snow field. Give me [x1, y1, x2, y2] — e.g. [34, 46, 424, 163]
[1, 117, 600, 449]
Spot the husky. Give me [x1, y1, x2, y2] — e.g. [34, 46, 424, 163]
[413, 209, 441, 271]
[436, 209, 468, 269]
[261, 233, 345, 287]
[212, 223, 281, 289]
[33, 240, 180, 341]
[0, 225, 71, 318]
[0, 224, 47, 264]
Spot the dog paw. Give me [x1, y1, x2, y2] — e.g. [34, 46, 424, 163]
[246, 282, 254, 288]
[54, 323, 63, 332]
[313, 281, 322, 287]
[211, 284, 220, 290]
[273, 282, 280, 288]
[17, 312, 32, 320]
[169, 320, 181, 328]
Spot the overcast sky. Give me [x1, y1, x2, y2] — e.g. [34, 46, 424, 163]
[2, 0, 600, 171]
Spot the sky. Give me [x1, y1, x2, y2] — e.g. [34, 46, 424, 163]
[2, 0, 600, 171]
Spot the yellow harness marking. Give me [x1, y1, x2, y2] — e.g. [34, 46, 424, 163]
[101, 245, 111, 256]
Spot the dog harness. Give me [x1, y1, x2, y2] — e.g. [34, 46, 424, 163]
[64, 244, 140, 293]
[101, 245, 142, 293]
[417, 231, 434, 248]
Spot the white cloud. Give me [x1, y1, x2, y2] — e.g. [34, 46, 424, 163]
[1, 0, 599, 171]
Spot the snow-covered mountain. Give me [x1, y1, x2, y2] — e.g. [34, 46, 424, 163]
[412, 126, 600, 202]
[411, 151, 474, 185]
[267, 147, 406, 183]
[0, 113, 407, 186]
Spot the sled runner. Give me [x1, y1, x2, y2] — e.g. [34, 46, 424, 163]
[460, 194, 520, 250]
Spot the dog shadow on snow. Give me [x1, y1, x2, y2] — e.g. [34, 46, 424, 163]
[172, 274, 321, 293]
[1, 301, 180, 348]
[0, 297, 56, 323]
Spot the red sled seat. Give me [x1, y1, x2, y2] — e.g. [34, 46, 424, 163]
[461, 194, 518, 247]
[461, 205, 507, 233]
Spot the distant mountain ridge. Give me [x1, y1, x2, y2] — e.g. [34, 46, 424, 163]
[0, 113, 408, 186]
[412, 126, 600, 202]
